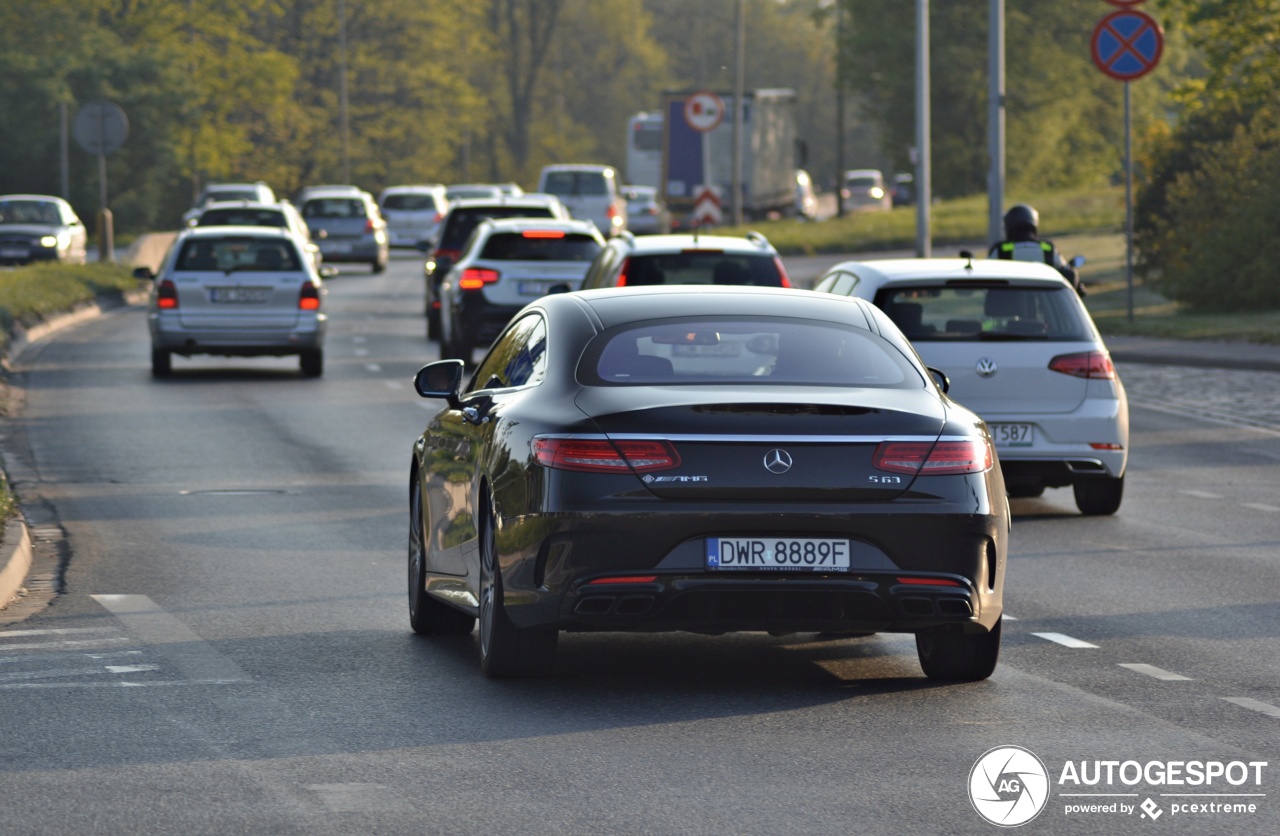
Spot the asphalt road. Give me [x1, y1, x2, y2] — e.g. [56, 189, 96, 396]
[1, 253, 1277, 835]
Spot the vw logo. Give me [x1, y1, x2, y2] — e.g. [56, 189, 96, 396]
[976, 357, 998, 378]
[763, 449, 793, 474]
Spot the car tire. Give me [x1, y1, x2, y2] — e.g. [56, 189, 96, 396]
[915, 617, 1001, 682]
[1007, 484, 1045, 498]
[408, 481, 476, 636]
[151, 348, 171, 378]
[426, 308, 440, 340]
[1073, 474, 1124, 516]
[300, 349, 324, 377]
[478, 496, 557, 678]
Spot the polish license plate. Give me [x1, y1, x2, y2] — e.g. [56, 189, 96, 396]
[0, 247, 30, 259]
[322, 242, 351, 253]
[518, 281, 550, 296]
[707, 538, 850, 572]
[211, 287, 272, 303]
[990, 423, 1034, 447]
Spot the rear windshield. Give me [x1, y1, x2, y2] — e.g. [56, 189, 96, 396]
[302, 198, 367, 219]
[176, 237, 301, 272]
[479, 232, 601, 261]
[197, 208, 287, 228]
[440, 207, 555, 249]
[583, 318, 920, 388]
[622, 252, 783, 287]
[382, 193, 440, 211]
[541, 171, 608, 197]
[875, 285, 1092, 341]
[846, 176, 880, 188]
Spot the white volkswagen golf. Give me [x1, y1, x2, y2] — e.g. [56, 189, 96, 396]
[813, 256, 1128, 515]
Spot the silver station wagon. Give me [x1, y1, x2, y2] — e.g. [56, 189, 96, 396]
[813, 256, 1128, 515]
[138, 226, 327, 377]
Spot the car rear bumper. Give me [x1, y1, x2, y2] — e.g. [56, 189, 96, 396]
[481, 500, 1007, 636]
[985, 395, 1129, 482]
[150, 313, 326, 356]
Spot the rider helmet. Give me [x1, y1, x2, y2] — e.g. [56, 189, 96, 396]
[1003, 204, 1039, 239]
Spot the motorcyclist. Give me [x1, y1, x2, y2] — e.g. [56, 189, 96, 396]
[988, 204, 1084, 295]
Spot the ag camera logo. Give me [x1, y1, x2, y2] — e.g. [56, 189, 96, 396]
[969, 745, 1050, 827]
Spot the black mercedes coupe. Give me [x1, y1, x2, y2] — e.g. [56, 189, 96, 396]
[408, 286, 1009, 680]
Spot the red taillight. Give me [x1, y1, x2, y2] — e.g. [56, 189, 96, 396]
[532, 437, 681, 473]
[773, 256, 793, 288]
[587, 576, 658, 585]
[434, 248, 460, 262]
[458, 268, 500, 290]
[522, 230, 565, 239]
[157, 279, 179, 309]
[364, 219, 375, 234]
[434, 212, 444, 222]
[607, 204, 618, 219]
[298, 282, 321, 311]
[616, 257, 631, 287]
[873, 440, 992, 475]
[1049, 351, 1115, 380]
[895, 576, 964, 587]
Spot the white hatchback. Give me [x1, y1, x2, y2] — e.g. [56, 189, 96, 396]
[813, 257, 1128, 515]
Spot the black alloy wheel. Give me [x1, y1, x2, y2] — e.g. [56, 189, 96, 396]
[478, 495, 557, 677]
[408, 480, 475, 636]
[915, 617, 1001, 682]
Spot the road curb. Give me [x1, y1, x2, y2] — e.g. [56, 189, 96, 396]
[0, 505, 32, 615]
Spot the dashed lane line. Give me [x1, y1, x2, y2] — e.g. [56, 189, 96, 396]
[91, 594, 250, 684]
[1118, 663, 1192, 681]
[1221, 697, 1280, 719]
[1032, 632, 1100, 649]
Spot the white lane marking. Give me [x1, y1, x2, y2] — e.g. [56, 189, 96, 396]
[1032, 632, 1099, 648]
[352, 336, 367, 343]
[1180, 490, 1223, 499]
[0, 627, 116, 639]
[0, 637, 130, 652]
[104, 664, 160, 674]
[384, 380, 404, 390]
[365, 363, 382, 372]
[1243, 503, 1280, 513]
[1119, 663, 1192, 681]
[1003, 615, 1017, 621]
[0, 680, 224, 691]
[306, 784, 410, 814]
[354, 349, 369, 357]
[0, 664, 155, 683]
[1221, 697, 1280, 719]
[91, 594, 250, 684]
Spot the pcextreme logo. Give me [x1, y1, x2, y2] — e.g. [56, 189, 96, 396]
[969, 746, 1269, 827]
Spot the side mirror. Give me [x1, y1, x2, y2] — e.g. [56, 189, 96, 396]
[414, 360, 465, 407]
[132, 266, 156, 281]
[1069, 255, 1086, 269]
[927, 367, 950, 394]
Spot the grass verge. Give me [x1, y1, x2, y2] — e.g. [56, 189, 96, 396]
[0, 262, 140, 352]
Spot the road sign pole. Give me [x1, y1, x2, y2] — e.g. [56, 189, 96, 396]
[1125, 81, 1134, 323]
[915, 0, 931, 258]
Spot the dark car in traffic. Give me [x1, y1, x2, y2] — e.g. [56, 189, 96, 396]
[408, 286, 1009, 679]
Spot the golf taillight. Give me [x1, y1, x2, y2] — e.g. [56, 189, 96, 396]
[616, 257, 631, 287]
[298, 282, 321, 310]
[774, 256, 793, 288]
[1049, 351, 1115, 379]
[873, 439, 992, 475]
[532, 437, 681, 473]
[458, 268, 500, 290]
[157, 279, 179, 309]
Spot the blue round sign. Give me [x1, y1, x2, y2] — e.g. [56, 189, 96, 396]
[1091, 9, 1163, 81]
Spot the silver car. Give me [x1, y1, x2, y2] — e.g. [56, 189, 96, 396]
[300, 188, 389, 273]
[0, 194, 88, 265]
[138, 226, 327, 377]
[813, 257, 1128, 515]
[378, 184, 449, 249]
[192, 200, 324, 273]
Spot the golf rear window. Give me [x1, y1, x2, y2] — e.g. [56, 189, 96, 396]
[176, 237, 301, 272]
[876, 285, 1091, 341]
[197, 209, 287, 228]
[382, 194, 440, 211]
[623, 253, 783, 287]
[583, 318, 920, 388]
[479, 232, 601, 261]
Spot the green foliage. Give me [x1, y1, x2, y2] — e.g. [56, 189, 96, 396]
[0, 263, 138, 340]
